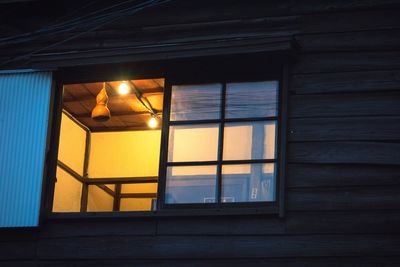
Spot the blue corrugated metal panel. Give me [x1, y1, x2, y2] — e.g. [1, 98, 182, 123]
[0, 71, 52, 227]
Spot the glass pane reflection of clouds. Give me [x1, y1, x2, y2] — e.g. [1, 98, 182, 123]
[171, 83, 222, 121]
[225, 81, 278, 119]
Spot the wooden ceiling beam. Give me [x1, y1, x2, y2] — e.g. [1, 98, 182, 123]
[73, 110, 161, 119]
[63, 88, 163, 104]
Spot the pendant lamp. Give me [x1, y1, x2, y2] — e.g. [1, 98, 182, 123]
[91, 83, 111, 122]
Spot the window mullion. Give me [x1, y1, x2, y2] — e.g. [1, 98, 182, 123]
[216, 82, 226, 206]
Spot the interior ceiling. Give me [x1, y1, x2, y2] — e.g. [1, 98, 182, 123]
[63, 78, 164, 132]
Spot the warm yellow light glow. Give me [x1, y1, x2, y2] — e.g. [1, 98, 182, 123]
[118, 81, 130, 95]
[148, 116, 158, 128]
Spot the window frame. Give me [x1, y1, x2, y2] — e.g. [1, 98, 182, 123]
[157, 73, 287, 214]
[42, 57, 289, 220]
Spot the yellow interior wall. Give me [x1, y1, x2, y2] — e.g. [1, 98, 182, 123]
[119, 183, 157, 211]
[89, 130, 161, 211]
[57, 113, 86, 175]
[53, 113, 86, 212]
[89, 130, 161, 177]
[87, 185, 115, 212]
[52, 167, 82, 212]
[120, 198, 153, 211]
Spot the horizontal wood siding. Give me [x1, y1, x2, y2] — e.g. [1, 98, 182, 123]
[1, 1, 400, 266]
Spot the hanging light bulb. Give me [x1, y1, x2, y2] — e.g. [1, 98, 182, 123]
[148, 115, 158, 128]
[91, 83, 111, 122]
[118, 81, 130, 95]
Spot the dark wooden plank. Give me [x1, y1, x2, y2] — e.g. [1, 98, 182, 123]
[286, 210, 400, 234]
[290, 92, 400, 118]
[0, 240, 36, 260]
[289, 141, 400, 165]
[39, 219, 157, 238]
[59, 1, 293, 34]
[156, 216, 285, 236]
[287, 186, 400, 211]
[11, 8, 400, 64]
[296, 29, 400, 52]
[31, 38, 293, 69]
[24, 257, 400, 267]
[111, 1, 400, 28]
[294, 1, 400, 15]
[0, 228, 38, 242]
[291, 70, 400, 95]
[288, 116, 400, 142]
[36, 234, 400, 259]
[287, 164, 400, 188]
[0, 262, 37, 267]
[301, 9, 400, 33]
[133, 16, 299, 39]
[293, 51, 400, 74]
[3, 3, 400, 70]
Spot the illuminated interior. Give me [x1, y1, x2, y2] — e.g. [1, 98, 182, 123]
[52, 79, 278, 212]
[53, 78, 164, 212]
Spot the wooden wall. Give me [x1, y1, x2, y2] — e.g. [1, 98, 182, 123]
[1, 1, 400, 266]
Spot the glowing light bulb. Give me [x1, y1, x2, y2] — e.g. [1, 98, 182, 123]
[148, 116, 158, 128]
[118, 81, 130, 95]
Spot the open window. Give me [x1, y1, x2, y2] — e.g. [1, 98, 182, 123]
[53, 79, 164, 212]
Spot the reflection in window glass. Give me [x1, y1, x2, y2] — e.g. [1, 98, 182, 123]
[168, 124, 219, 162]
[171, 84, 222, 121]
[223, 121, 276, 160]
[225, 81, 278, 119]
[165, 165, 217, 204]
[222, 164, 275, 202]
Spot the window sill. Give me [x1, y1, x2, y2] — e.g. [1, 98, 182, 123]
[46, 206, 280, 221]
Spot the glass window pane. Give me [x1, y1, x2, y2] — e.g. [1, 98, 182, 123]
[225, 81, 278, 118]
[222, 164, 275, 202]
[171, 84, 222, 121]
[165, 165, 217, 204]
[223, 121, 276, 160]
[168, 124, 219, 162]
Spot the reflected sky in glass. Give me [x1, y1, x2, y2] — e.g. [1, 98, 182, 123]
[165, 165, 217, 204]
[225, 81, 278, 119]
[171, 84, 222, 121]
[222, 164, 275, 202]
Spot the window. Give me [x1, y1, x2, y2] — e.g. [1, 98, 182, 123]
[48, 66, 286, 216]
[161, 81, 280, 208]
[52, 79, 164, 213]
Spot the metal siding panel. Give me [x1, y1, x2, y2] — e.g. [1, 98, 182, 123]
[0, 71, 52, 227]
